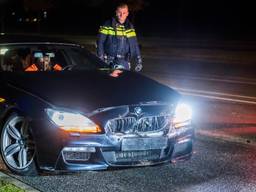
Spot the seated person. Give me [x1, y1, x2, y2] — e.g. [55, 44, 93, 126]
[25, 53, 62, 71]
[3, 49, 22, 71]
[18, 48, 31, 70]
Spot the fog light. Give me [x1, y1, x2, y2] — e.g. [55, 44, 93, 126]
[63, 146, 96, 153]
[63, 151, 91, 161]
[62, 147, 96, 162]
[173, 139, 192, 157]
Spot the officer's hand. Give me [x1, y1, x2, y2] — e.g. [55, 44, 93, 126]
[109, 61, 125, 70]
[135, 63, 143, 72]
[112, 64, 125, 70]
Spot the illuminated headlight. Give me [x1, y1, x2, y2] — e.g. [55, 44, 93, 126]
[46, 108, 101, 133]
[173, 103, 192, 128]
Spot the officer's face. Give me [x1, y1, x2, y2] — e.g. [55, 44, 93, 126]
[116, 6, 129, 24]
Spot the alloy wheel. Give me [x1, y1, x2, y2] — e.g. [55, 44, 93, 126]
[1, 115, 35, 170]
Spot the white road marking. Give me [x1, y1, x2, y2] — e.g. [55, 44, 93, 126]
[180, 91, 256, 105]
[150, 72, 256, 85]
[171, 75, 256, 85]
[167, 72, 256, 82]
[174, 87, 256, 100]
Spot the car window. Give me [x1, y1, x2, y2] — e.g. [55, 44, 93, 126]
[0, 44, 108, 72]
[65, 47, 107, 70]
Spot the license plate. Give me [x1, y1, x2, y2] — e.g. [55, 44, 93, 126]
[121, 137, 168, 151]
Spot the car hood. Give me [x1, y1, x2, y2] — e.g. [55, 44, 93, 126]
[5, 70, 180, 113]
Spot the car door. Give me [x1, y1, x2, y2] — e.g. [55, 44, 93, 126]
[0, 72, 9, 118]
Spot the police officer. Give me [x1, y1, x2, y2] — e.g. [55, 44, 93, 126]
[96, 2, 143, 72]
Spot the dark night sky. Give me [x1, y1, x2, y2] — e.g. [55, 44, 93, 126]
[134, 0, 256, 38]
[3, 0, 256, 39]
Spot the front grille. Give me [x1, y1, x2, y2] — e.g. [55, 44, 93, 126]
[106, 115, 170, 134]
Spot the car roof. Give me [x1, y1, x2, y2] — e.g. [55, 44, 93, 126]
[0, 34, 80, 46]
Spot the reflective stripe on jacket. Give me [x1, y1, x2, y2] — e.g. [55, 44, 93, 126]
[99, 26, 136, 38]
[25, 64, 38, 71]
[53, 64, 62, 71]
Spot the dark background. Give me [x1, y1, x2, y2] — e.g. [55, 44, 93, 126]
[1, 0, 256, 40]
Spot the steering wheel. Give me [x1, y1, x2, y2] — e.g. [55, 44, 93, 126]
[62, 64, 76, 71]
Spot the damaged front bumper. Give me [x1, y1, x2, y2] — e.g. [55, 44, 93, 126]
[52, 125, 194, 171]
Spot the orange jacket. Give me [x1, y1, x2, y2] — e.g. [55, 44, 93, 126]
[25, 64, 62, 71]
[25, 64, 38, 71]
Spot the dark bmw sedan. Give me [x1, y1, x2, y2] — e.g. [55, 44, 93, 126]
[0, 34, 194, 175]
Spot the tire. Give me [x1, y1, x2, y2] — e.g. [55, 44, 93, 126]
[0, 113, 38, 175]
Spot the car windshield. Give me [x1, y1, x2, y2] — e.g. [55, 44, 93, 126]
[0, 44, 108, 72]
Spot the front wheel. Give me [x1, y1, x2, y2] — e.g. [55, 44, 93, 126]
[0, 113, 38, 175]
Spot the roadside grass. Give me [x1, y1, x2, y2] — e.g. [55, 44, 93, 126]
[0, 180, 24, 192]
